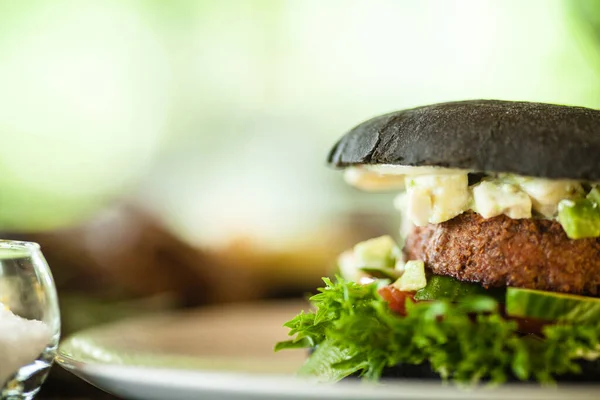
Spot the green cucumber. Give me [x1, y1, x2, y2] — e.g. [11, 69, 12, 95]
[414, 275, 505, 302]
[506, 287, 600, 323]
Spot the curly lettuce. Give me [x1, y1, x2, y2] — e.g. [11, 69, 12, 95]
[275, 277, 600, 384]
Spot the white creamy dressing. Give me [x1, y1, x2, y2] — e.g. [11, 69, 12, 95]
[345, 165, 584, 227]
[510, 176, 583, 218]
[343, 167, 406, 191]
[405, 174, 470, 225]
[472, 181, 532, 219]
[343, 165, 465, 191]
[0, 305, 51, 386]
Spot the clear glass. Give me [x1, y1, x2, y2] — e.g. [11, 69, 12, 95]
[0, 241, 60, 400]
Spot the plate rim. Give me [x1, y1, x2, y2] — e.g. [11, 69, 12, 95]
[55, 302, 600, 400]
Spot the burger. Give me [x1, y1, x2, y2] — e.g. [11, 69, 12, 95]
[275, 100, 600, 384]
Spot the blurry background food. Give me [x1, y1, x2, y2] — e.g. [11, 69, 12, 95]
[2, 0, 600, 337]
[0, 0, 599, 398]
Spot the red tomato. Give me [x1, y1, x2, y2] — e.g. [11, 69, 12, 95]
[378, 285, 415, 316]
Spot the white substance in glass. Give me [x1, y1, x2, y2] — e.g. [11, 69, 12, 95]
[0, 306, 51, 386]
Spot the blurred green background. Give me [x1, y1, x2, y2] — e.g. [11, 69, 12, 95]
[1, 0, 600, 237]
[0, 0, 599, 397]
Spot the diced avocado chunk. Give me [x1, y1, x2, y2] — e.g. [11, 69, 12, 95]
[358, 266, 401, 280]
[588, 186, 600, 204]
[393, 260, 426, 292]
[414, 274, 505, 302]
[557, 199, 600, 239]
[353, 235, 400, 269]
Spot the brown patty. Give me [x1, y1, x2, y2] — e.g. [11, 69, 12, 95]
[404, 212, 600, 296]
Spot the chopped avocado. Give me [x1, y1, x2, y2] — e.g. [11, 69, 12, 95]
[506, 287, 600, 324]
[414, 274, 505, 302]
[588, 186, 600, 204]
[557, 199, 600, 239]
[393, 260, 426, 292]
[353, 235, 400, 269]
[358, 266, 401, 280]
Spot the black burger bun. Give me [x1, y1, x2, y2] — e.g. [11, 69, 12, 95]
[327, 100, 600, 181]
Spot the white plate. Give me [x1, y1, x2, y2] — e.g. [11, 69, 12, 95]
[56, 300, 599, 400]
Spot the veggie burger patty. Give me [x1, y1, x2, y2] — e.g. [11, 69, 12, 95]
[405, 211, 600, 296]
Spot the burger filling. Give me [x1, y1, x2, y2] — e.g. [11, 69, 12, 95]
[346, 165, 599, 239]
[276, 165, 600, 384]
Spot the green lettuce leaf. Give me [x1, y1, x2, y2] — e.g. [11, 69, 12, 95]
[275, 277, 600, 384]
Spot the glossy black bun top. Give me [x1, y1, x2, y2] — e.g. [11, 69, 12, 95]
[327, 100, 600, 180]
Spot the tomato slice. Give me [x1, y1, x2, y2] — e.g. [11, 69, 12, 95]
[378, 285, 415, 316]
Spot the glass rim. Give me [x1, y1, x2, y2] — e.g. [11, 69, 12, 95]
[0, 239, 41, 251]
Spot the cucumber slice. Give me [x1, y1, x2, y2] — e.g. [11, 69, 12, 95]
[414, 275, 505, 302]
[506, 287, 600, 323]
